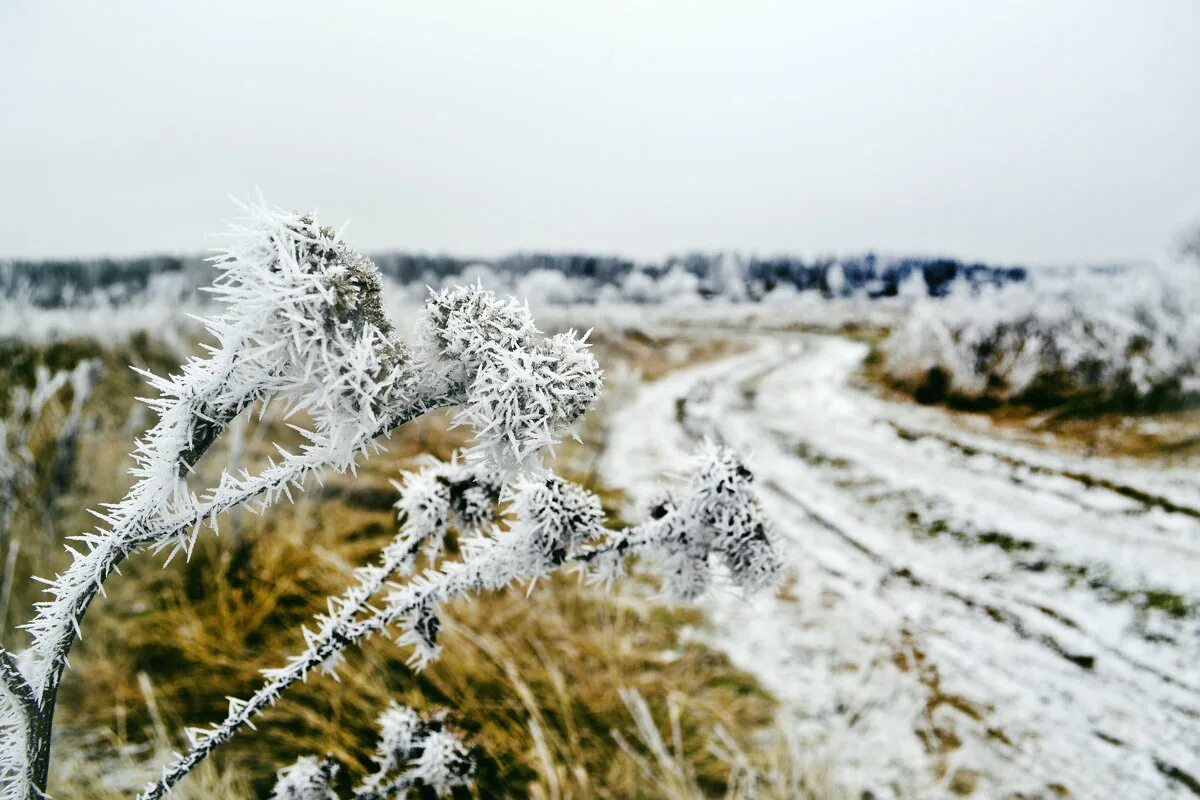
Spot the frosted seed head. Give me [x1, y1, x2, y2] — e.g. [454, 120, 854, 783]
[400, 599, 442, 670]
[357, 705, 476, 797]
[445, 465, 503, 531]
[376, 702, 422, 765]
[458, 332, 602, 472]
[268, 755, 339, 800]
[650, 444, 782, 599]
[721, 520, 784, 593]
[417, 285, 537, 368]
[512, 476, 605, 564]
[535, 332, 603, 428]
[409, 726, 476, 795]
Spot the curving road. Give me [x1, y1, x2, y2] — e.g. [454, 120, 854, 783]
[601, 332, 1200, 800]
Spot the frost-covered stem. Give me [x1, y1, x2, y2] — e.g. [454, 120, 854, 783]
[137, 521, 658, 800]
[23, 368, 249, 794]
[24, 390, 461, 799]
[0, 646, 36, 797]
[9, 201, 606, 798]
[0, 648, 35, 724]
[135, 534, 427, 800]
[141, 442, 778, 800]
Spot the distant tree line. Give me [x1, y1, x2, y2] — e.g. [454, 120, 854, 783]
[736, 253, 1027, 298]
[0, 256, 210, 307]
[2, 248, 1027, 307]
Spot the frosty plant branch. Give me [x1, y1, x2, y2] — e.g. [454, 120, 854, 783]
[140, 444, 780, 799]
[0, 199, 780, 800]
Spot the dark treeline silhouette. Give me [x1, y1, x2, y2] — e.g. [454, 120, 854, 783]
[2, 249, 1027, 307]
[372, 252, 641, 285]
[0, 256, 211, 306]
[737, 253, 1026, 298]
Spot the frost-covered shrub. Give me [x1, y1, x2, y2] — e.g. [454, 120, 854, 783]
[620, 269, 662, 304]
[881, 266, 1200, 411]
[0, 199, 780, 800]
[515, 267, 587, 307]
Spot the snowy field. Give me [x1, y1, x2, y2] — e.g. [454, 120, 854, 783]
[602, 330, 1200, 800]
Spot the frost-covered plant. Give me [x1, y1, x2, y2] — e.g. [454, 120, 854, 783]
[0, 360, 100, 629]
[138, 444, 777, 800]
[881, 265, 1200, 411]
[268, 704, 474, 800]
[0, 200, 779, 800]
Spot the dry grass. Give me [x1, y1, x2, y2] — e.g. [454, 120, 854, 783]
[983, 406, 1200, 462]
[585, 329, 748, 384]
[51, 492, 775, 798]
[3, 332, 789, 799]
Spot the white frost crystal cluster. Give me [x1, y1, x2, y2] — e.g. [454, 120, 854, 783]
[653, 443, 783, 600]
[348, 704, 474, 799]
[269, 756, 340, 800]
[418, 284, 602, 470]
[392, 458, 502, 563]
[272, 704, 474, 800]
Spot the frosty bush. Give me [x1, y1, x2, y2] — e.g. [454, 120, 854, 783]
[881, 266, 1200, 412]
[0, 200, 780, 800]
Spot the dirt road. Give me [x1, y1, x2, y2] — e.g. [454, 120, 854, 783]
[601, 332, 1200, 799]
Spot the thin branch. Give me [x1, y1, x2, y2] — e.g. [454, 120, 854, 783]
[29, 390, 456, 698]
[136, 520, 660, 800]
[139, 441, 779, 800]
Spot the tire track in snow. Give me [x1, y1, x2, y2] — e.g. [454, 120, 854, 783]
[881, 421, 1200, 521]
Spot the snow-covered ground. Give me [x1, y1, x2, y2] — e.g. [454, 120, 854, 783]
[602, 332, 1200, 800]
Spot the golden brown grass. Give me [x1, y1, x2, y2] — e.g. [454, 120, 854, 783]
[585, 329, 748, 384]
[3, 332, 789, 799]
[52, 492, 775, 798]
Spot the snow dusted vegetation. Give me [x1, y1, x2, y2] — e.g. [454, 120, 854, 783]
[882, 266, 1200, 411]
[1, 206, 1198, 799]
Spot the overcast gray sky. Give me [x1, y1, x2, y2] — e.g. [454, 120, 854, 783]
[2, 2, 1198, 265]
